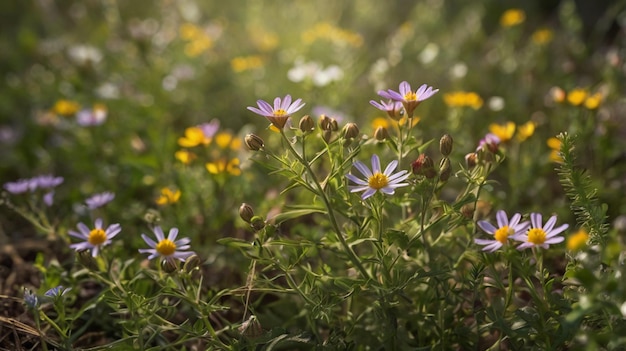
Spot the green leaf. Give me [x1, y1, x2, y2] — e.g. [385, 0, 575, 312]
[268, 208, 326, 224]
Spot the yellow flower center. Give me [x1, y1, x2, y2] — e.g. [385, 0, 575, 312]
[527, 228, 547, 245]
[274, 109, 287, 117]
[494, 225, 512, 244]
[403, 91, 417, 102]
[156, 239, 177, 256]
[88, 228, 107, 246]
[368, 172, 389, 190]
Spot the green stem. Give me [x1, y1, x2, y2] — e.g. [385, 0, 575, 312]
[279, 130, 370, 280]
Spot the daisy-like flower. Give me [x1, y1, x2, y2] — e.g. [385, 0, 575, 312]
[377, 81, 438, 117]
[3, 179, 31, 194]
[474, 210, 530, 252]
[515, 213, 569, 250]
[44, 285, 71, 299]
[139, 226, 194, 264]
[247, 94, 305, 130]
[69, 218, 122, 257]
[85, 191, 115, 210]
[369, 99, 404, 121]
[346, 154, 410, 200]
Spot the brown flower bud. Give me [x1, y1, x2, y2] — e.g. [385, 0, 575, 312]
[77, 249, 99, 270]
[439, 134, 453, 157]
[330, 118, 339, 131]
[465, 152, 478, 169]
[439, 158, 452, 182]
[239, 203, 254, 223]
[342, 123, 360, 139]
[298, 115, 315, 133]
[250, 215, 265, 231]
[244, 133, 264, 151]
[183, 254, 202, 273]
[322, 129, 333, 143]
[412, 154, 436, 179]
[374, 126, 389, 141]
[161, 259, 179, 273]
[319, 114, 332, 130]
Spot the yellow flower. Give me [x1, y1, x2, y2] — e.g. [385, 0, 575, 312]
[184, 36, 213, 57]
[175, 149, 196, 165]
[156, 188, 181, 205]
[443, 92, 483, 110]
[302, 22, 363, 47]
[214, 132, 242, 150]
[532, 28, 553, 45]
[179, 23, 201, 41]
[547, 137, 563, 163]
[584, 93, 602, 110]
[53, 99, 80, 116]
[371, 117, 390, 130]
[567, 229, 589, 251]
[489, 122, 516, 142]
[516, 121, 535, 141]
[567, 88, 588, 106]
[398, 116, 420, 127]
[500, 9, 526, 27]
[178, 127, 210, 148]
[230, 55, 265, 73]
[206, 158, 241, 176]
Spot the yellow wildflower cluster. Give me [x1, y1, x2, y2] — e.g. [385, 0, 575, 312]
[443, 92, 483, 110]
[500, 9, 526, 28]
[53, 99, 80, 116]
[179, 23, 214, 57]
[302, 22, 363, 48]
[489, 121, 535, 143]
[547, 137, 563, 163]
[230, 55, 265, 73]
[156, 187, 181, 205]
[175, 123, 242, 177]
[552, 87, 604, 109]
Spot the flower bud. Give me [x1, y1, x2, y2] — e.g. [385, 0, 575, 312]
[298, 115, 315, 133]
[465, 152, 478, 169]
[161, 259, 179, 273]
[250, 215, 265, 231]
[439, 134, 453, 157]
[412, 154, 436, 179]
[374, 126, 389, 141]
[439, 158, 452, 182]
[460, 204, 475, 219]
[322, 129, 333, 143]
[183, 254, 202, 273]
[244, 134, 264, 151]
[77, 249, 99, 270]
[319, 114, 332, 130]
[330, 118, 339, 131]
[239, 203, 254, 223]
[342, 123, 360, 139]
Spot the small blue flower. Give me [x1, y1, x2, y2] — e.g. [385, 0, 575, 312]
[23, 289, 39, 309]
[44, 285, 71, 299]
[85, 191, 115, 210]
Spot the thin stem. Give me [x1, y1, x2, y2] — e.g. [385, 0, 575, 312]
[279, 130, 370, 280]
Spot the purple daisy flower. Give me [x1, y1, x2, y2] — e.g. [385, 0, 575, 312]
[346, 154, 410, 200]
[3, 179, 31, 194]
[198, 119, 220, 139]
[139, 226, 194, 264]
[31, 174, 64, 190]
[378, 81, 438, 116]
[369, 99, 404, 120]
[69, 218, 122, 257]
[515, 213, 569, 250]
[247, 95, 306, 130]
[474, 210, 530, 252]
[85, 191, 115, 210]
